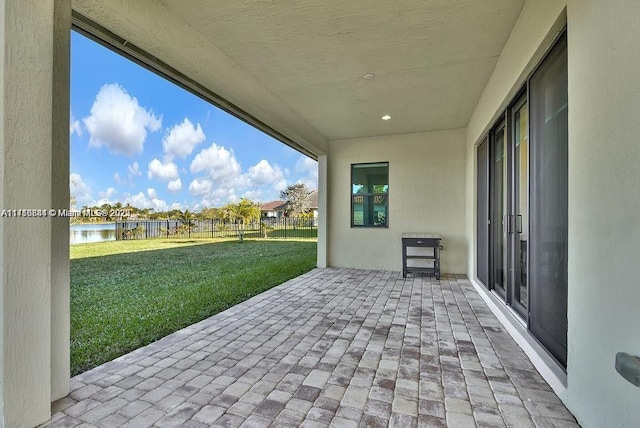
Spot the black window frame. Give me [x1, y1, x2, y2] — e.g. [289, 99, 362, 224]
[350, 162, 389, 228]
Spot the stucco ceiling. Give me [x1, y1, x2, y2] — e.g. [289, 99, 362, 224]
[159, 0, 524, 141]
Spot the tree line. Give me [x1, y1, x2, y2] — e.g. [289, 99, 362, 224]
[71, 183, 313, 224]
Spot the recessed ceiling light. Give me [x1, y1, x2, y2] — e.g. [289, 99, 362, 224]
[381, 115, 392, 121]
[363, 73, 375, 80]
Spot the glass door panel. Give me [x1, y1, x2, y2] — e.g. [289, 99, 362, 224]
[477, 137, 489, 287]
[490, 100, 527, 317]
[529, 33, 568, 367]
[491, 123, 507, 298]
[512, 100, 529, 317]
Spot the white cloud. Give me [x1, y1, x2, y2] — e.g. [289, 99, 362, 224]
[70, 112, 83, 137]
[193, 187, 238, 211]
[186, 148, 300, 206]
[190, 143, 242, 185]
[167, 178, 182, 193]
[163, 118, 206, 159]
[114, 172, 126, 185]
[99, 187, 117, 199]
[124, 188, 168, 212]
[128, 162, 142, 177]
[147, 158, 179, 181]
[296, 155, 318, 175]
[218, 189, 238, 203]
[83, 83, 161, 156]
[295, 156, 318, 190]
[95, 187, 118, 206]
[242, 190, 263, 201]
[188, 178, 213, 197]
[247, 159, 287, 191]
[183, 146, 314, 208]
[112, 162, 141, 188]
[297, 177, 318, 190]
[188, 143, 249, 205]
[95, 197, 116, 206]
[70, 173, 93, 206]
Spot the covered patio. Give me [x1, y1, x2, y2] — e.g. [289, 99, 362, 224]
[3, 0, 640, 426]
[45, 269, 576, 427]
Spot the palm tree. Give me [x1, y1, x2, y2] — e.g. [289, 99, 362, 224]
[223, 199, 261, 241]
[100, 203, 114, 222]
[225, 199, 260, 223]
[200, 207, 220, 220]
[178, 209, 196, 235]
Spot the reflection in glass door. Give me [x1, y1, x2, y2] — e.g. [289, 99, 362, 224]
[491, 121, 507, 299]
[477, 138, 489, 287]
[529, 33, 568, 367]
[489, 96, 528, 318]
[511, 98, 528, 317]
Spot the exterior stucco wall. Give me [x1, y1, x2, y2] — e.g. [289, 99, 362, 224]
[51, 0, 72, 402]
[565, 1, 640, 426]
[0, 0, 71, 425]
[328, 130, 467, 274]
[317, 155, 328, 268]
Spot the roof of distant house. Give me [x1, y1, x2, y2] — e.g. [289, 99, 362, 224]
[308, 189, 318, 209]
[261, 200, 286, 211]
[260, 189, 318, 211]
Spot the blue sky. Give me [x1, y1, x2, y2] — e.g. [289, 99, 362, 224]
[70, 31, 317, 212]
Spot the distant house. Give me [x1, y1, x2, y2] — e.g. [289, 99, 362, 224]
[261, 189, 318, 218]
[260, 200, 286, 218]
[307, 189, 319, 219]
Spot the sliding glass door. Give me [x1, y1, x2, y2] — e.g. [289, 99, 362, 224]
[477, 137, 489, 287]
[477, 31, 567, 368]
[491, 121, 507, 299]
[488, 97, 528, 318]
[529, 34, 568, 367]
[510, 96, 529, 317]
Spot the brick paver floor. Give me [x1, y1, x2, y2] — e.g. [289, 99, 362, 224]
[43, 268, 579, 427]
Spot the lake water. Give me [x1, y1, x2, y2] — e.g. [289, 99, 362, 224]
[70, 223, 116, 244]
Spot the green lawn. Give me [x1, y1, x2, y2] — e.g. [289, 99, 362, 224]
[71, 238, 317, 376]
[265, 226, 317, 239]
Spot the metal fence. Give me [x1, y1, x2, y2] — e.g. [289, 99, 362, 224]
[115, 217, 318, 241]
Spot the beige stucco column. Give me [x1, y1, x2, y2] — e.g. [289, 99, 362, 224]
[51, 0, 72, 404]
[0, 0, 71, 425]
[317, 155, 328, 268]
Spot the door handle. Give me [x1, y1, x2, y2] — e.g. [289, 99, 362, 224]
[506, 214, 514, 234]
[516, 215, 523, 234]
